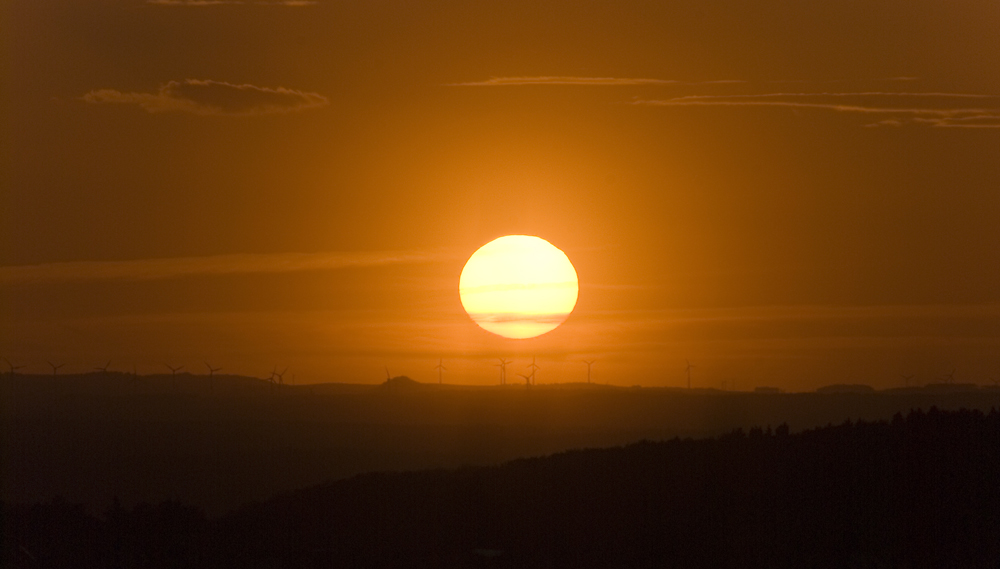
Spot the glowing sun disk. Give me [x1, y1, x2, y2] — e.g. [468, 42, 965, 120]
[459, 235, 579, 339]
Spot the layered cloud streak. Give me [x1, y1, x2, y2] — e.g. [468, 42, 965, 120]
[0, 250, 450, 284]
[633, 92, 1000, 128]
[451, 77, 998, 128]
[83, 79, 327, 116]
[450, 76, 744, 87]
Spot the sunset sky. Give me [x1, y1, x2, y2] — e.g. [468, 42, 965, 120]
[3, 0, 999, 389]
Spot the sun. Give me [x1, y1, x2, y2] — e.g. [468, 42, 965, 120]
[459, 235, 579, 339]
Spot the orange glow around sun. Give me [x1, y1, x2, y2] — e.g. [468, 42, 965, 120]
[459, 235, 579, 339]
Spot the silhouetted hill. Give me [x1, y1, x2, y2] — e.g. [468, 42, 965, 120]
[5, 408, 1000, 568]
[381, 375, 423, 390]
[5, 373, 1000, 514]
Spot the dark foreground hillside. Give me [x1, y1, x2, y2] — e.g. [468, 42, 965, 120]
[5, 408, 1000, 569]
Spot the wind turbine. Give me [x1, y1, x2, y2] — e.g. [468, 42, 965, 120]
[275, 367, 288, 386]
[95, 361, 111, 376]
[685, 360, 695, 389]
[516, 372, 533, 386]
[47, 361, 65, 376]
[434, 358, 446, 384]
[205, 362, 222, 392]
[527, 357, 540, 385]
[583, 360, 595, 384]
[166, 363, 183, 391]
[494, 358, 510, 385]
[938, 369, 956, 384]
[264, 366, 278, 394]
[3, 357, 24, 377]
[383, 365, 396, 393]
[901, 374, 915, 387]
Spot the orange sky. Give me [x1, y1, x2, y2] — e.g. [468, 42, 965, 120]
[2, 0, 999, 389]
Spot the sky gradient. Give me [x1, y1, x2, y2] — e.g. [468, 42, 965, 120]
[3, 0, 999, 389]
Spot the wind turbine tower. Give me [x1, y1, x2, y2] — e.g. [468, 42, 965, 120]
[265, 366, 278, 394]
[939, 369, 956, 384]
[205, 362, 222, 391]
[583, 360, 595, 384]
[685, 360, 695, 389]
[166, 364, 183, 391]
[3, 357, 24, 377]
[495, 358, 510, 385]
[434, 358, 446, 384]
[528, 357, 540, 385]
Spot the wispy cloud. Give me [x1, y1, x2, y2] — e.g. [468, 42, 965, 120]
[664, 92, 996, 101]
[913, 115, 1000, 129]
[148, 0, 317, 5]
[593, 303, 1000, 324]
[633, 92, 1000, 128]
[634, 98, 995, 116]
[459, 281, 578, 295]
[0, 250, 452, 284]
[466, 312, 572, 324]
[82, 79, 327, 116]
[449, 77, 998, 128]
[449, 76, 745, 87]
